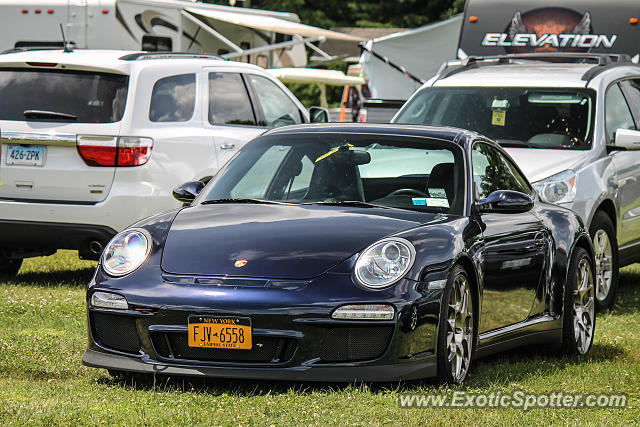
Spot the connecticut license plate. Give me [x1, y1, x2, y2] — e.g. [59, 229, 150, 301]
[188, 316, 252, 350]
[6, 144, 46, 166]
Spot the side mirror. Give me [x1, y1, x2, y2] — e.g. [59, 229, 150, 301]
[309, 106, 329, 123]
[477, 190, 534, 214]
[172, 181, 205, 205]
[612, 128, 640, 150]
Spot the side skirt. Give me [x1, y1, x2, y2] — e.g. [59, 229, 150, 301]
[475, 315, 562, 358]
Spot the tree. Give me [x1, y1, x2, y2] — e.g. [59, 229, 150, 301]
[205, 0, 465, 29]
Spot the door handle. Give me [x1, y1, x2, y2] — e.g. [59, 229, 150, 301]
[220, 143, 235, 150]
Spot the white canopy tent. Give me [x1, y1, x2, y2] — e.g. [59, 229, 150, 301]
[267, 68, 365, 108]
[359, 14, 462, 100]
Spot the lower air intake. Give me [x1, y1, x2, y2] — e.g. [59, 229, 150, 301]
[151, 332, 297, 364]
[319, 326, 393, 362]
[91, 312, 141, 354]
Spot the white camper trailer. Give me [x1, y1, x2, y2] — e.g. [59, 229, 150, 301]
[0, 0, 359, 68]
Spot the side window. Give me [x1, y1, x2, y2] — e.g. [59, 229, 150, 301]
[620, 79, 640, 122]
[605, 83, 635, 142]
[230, 145, 291, 198]
[209, 73, 256, 126]
[149, 74, 195, 122]
[246, 74, 303, 127]
[472, 142, 531, 199]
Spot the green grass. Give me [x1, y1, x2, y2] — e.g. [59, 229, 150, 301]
[0, 251, 639, 425]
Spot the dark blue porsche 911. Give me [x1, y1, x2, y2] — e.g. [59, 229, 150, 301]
[83, 124, 595, 384]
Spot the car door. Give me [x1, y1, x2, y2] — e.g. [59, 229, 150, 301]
[206, 71, 266, 168]
[611, 80, 640, 250]
[472, 142, 549, 334]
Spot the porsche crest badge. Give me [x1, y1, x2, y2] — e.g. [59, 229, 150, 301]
[234, 259, 248, 268]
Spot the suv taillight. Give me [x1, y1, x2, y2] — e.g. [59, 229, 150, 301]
[77, 136, 153, 167]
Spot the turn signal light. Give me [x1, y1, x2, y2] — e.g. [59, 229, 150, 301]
[331, 304, 395, 320]
[91, 291, 128, 310]
[77, 135, 153, 167]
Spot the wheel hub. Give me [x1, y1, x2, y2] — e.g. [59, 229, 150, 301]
[573, 257, 595, 354]
[446, 274, 473, 381]
[592, 229, 612, 302]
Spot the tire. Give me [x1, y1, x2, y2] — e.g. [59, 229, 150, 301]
[589, 212, 618, 310]
[437, 264, 474, 384]
[0, 257, 22, 280]
[561, 247, 596, 355]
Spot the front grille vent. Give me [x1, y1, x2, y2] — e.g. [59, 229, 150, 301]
[319, 326, 393, 362]
[91, 312, 141, 354]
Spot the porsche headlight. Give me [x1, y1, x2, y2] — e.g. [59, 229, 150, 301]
[354, 237, 416, 289]
[102, 229, 151, 277]
[532, 169, 576, 204]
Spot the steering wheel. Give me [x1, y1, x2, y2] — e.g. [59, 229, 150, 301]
[387, 188, 428, 198]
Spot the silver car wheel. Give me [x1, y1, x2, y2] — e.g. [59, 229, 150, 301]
[446, 274, 473, 381]
[573, 257, 595, 354]
[593, 229, 613, 303]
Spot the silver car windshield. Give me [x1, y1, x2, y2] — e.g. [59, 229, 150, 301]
[395, 87, 595, 150]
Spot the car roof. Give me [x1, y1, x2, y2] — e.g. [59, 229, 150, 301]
[432, 60, 640, 88]
[434, 62, 593, 88]
[264, 123, 477, 147]
[0, 48, 267, 75]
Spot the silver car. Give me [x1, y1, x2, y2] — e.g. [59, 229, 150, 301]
[394, 53, 640, 309]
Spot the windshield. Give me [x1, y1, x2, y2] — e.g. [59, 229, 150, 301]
[0, 68, 129, 123]
[395, 87, 595, 150]
[203, 133, 466, 215]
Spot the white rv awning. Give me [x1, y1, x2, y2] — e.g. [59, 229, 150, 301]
[267, 68, 365, 86]
[185, 7, 362, 41]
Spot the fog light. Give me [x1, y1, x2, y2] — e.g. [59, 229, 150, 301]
[91, 291, 128, 310]
[331, 304, 395, 320]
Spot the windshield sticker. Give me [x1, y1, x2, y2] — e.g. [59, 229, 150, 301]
[492, 110, 506, 126]
[315, 144, 354, 163]
[428, 187, 448, 199]
[413, 198, 449, 208]
[491, 99, 509, 109]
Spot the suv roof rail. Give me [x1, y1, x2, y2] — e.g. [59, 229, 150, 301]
[1, 46, 69, 55]
[119, 52, 225, 61]
[435, 52, 635, 81]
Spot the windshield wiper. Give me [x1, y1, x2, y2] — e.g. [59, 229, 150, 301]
[24, 110, 78, 121]
[496, 139, 549, 149]
[200, 198, 285, 205]
[302, 200, 390, 209]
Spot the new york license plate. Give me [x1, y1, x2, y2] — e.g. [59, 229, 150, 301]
[188, 316, 252, 350]
[6, 144, 46, 166]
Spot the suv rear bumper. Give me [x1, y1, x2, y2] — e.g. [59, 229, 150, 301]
[0, 220, 116, 260]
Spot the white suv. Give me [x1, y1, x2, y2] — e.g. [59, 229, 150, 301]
[0, 49, 321, 276]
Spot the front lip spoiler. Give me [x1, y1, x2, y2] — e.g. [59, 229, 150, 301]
[82, 349, 437, 382]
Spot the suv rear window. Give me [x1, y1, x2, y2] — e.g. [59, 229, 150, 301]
[0, 68, 129, 123]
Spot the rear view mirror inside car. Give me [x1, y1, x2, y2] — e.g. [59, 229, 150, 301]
[528, 93, 587, 104]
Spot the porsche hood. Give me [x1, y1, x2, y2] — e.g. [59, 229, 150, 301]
[161, 204, 441, 279]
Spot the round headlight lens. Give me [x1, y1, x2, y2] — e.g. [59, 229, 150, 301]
[354, 237, 416, 289]
[102, 229, 151, 277]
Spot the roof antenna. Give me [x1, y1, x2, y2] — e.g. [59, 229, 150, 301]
[60, 24, 73, 52]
